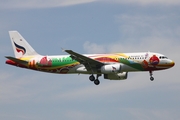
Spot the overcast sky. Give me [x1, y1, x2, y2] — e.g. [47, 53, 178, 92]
[0, 0, 180, 120]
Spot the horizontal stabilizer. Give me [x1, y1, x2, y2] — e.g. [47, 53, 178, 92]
[5, 56, 28, 66]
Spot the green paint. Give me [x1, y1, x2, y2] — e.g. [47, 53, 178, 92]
[120, 58, 144, 70]
[51, 56, 78, 67]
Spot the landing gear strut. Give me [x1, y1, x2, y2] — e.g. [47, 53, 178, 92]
[149, 71, 154, 81]
[89, 74, 101, 85]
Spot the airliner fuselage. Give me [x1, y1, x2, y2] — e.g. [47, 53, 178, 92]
[5, 31, 175, 85]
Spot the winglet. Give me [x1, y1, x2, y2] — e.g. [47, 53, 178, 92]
[61, 47, 65, 52]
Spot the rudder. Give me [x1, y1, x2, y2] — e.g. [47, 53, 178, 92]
[9, 31, 39, 58]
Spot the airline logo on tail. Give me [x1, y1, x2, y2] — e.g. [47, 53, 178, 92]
[13, 41, 26, 55]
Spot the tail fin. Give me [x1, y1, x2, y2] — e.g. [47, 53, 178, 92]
[9, 31, 39, 58]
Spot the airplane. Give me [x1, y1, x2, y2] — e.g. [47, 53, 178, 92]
[5, 31, 175, 85]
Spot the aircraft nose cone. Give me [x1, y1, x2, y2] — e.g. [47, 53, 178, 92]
[171, 61, 175, 67]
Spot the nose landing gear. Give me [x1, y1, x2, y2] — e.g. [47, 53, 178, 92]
[149, 71, 154, 81]
[150, 76, 154, 81]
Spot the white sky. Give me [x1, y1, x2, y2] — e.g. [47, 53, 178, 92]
[0, 1, 180, 120]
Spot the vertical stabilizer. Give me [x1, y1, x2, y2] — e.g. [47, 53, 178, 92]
[9, 31, 39, 58]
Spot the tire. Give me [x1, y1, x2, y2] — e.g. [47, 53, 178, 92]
[89, 75, 95, 81]
[150, 77, 154, 81]
[94, 79, 100, 85]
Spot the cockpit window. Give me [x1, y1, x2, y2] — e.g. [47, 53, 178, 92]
[159, 56, 168, 59]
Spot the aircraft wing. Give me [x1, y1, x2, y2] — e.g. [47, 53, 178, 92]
[65, 50, 104, 73]
[5, 56, 28, 66]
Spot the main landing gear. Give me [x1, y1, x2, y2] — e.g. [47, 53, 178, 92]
[89, 74, 101, 85]
[149, 71, 154, 81]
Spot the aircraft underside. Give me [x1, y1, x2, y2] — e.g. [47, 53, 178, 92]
[6, 59, 166, 85]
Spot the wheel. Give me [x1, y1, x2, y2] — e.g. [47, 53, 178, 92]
[94, 79, 100, 85]
[150, 77, 154, 81]
[89, 75, 95, 81]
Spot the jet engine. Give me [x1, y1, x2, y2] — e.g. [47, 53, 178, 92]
[104, 72, 128, 80]
[100, 64, 121, 74]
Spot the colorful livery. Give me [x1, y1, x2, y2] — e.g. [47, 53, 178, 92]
[5, 31, 175, 85]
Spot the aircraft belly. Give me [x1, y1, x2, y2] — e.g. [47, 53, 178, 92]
[66, 65, 81, 73]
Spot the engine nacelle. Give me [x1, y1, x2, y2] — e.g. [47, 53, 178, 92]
[101, 64, 121, 74]
[104, 72, 128, 80]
